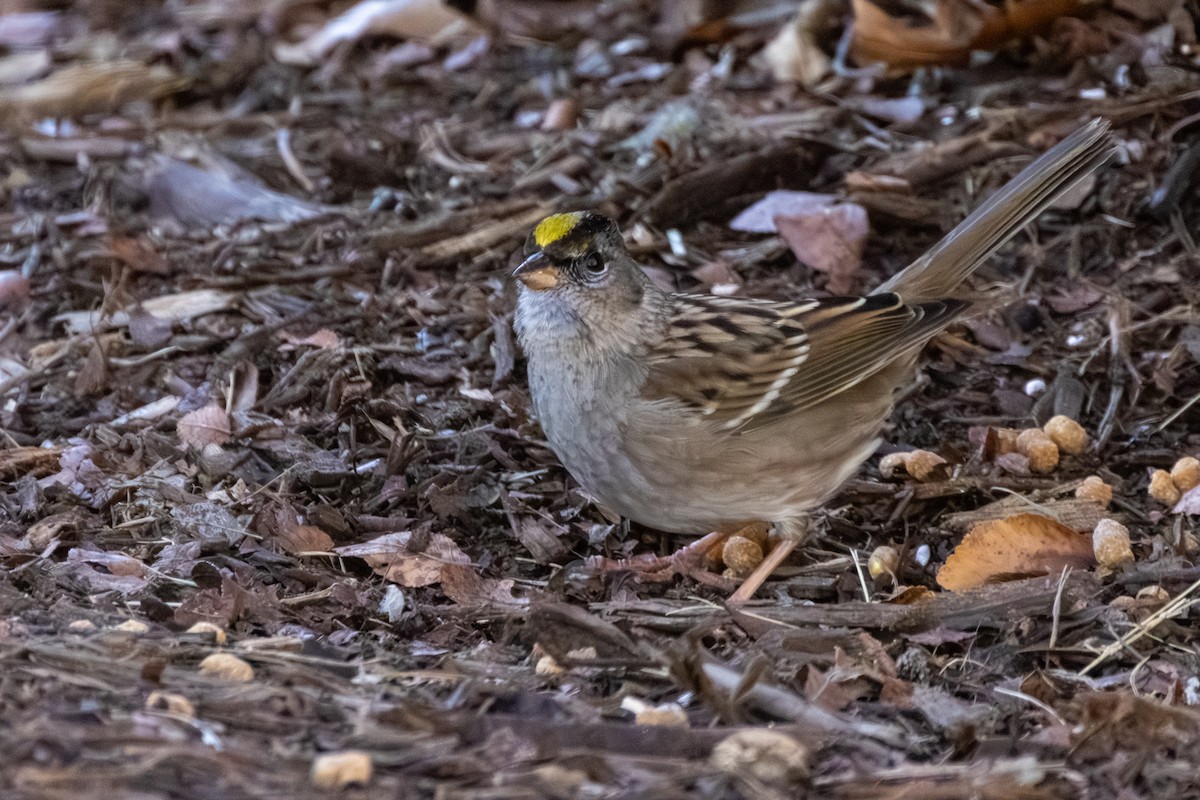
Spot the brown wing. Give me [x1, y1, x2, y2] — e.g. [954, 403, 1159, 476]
[641, 293, 965, 431]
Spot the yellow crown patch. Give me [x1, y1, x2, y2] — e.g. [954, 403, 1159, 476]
[533, 212, 584, 248]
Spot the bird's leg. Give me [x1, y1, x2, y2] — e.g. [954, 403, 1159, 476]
[586, 524, 762, 587]
[728, 516, 810, 604]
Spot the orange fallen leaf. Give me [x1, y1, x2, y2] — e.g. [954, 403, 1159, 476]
[277, 525, 335, 555]
[851, 0, 1089, 72]
[887, 585, 936, 604]
[937, 513, 1095, 591]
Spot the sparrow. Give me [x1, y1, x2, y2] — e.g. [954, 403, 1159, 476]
[513, 119, 1113, 598]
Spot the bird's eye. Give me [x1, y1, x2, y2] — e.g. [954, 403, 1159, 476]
[582, 253, 606, 276]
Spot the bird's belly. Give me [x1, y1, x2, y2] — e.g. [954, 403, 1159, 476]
[530, 360, 895, 535]
[614, 395, 896, 533]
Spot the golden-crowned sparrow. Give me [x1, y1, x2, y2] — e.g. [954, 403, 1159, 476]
[513, 119, 1113, 593]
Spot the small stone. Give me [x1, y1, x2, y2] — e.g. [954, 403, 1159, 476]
[627, 699, 689, 727]
[721, 535, 764, 578]
[146, 691, 195, 717]
[1182, 533, 1200, 556]
[185, 622, 227, 645]
[311, 751, 372, 789]
[1149, 469, 1182, 505]
[879, 452, 909, 478]
[1135, 585, 1170, 605]
[1075, 476, 1113, 507]
[867, 545, 900, 581]
[1016, 429, 1059, 474]
[994, 428, 1021, 455]
[534, 654, 564, 676]
[1093, 519, 1133, 572]
[905, 450, 948, 482]
[711, 729, 810, 786]
[198, 653, 254, 682]
[1043, 415, 1089, 455]
[1171, 457, 1200, 492]
[541, 97, 580, 131]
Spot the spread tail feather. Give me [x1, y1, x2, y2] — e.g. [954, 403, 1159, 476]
[875, 118, 1114, 301]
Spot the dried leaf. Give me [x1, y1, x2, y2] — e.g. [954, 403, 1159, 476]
[907, 626, 977, 646]
[850, 0, 1089, 71]
[1175, 485, 1200, 515]
[851, 0, 980, 69]
[38, 441, 106, 501]
[729, 191, 836, 233]
[1046, 284, 1104, 314]
[511, 515, 569, 564]
[112, 396, 181, 426]
[177, 404, 233, 449]
[0, 60, 187, 120]
[335, 531, 470, 587]
[227, 361, 259, 413]
[886, 585, 936, 604]
[845, 96, 926, 124]
[106, 235, 168, 275]
[27, 509, 93, 549]
[143, 156, 324, 230]
[774, 202, 868, 294]
[55, 288, 237, 336]
[0, 445, 63, 480]
[760, 3, 832, 87]
[54, 559, 148, 594]
[127, 306, 174, 349]
[804, 663, 872, 711]
[279, 525, 335, 554]
[68, 547, 147, 577]
[937, 513, 1095, 591]
[73, 340, 108, 396]
[176, 575, 252, 628]
[440, 564, 521, 607]
[275, 0, 476, 66]
[171, 503, 248, 548]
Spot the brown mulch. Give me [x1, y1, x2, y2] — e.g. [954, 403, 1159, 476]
[1, 1, 1199, 798]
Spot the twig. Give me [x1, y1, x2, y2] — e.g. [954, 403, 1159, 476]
[728, 518, 808, 604]
[1155, 389, 1200, 434]
[1080, 574, 1200, 675]
[700, 659, 910, 751]
[994, 686, 1066, 725]
[1094, 300, 1131, 451]
[849, 547, 871, 602]
[276, 127, 315, 193]
[1048, 565, 1070, 654]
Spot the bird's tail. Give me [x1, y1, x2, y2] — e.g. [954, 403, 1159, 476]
[875, 118, 1114, 302]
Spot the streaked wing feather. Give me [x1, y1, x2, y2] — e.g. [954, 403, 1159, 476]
[641, 294, 965, 430]
[779, 295, 966, 411]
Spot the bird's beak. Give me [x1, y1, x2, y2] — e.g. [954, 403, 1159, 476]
[512, 251, 561, 291]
